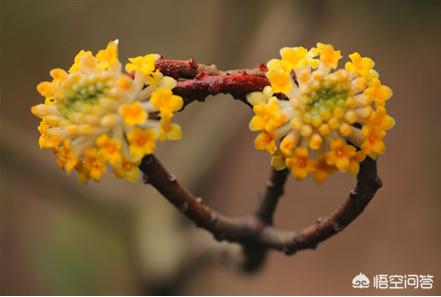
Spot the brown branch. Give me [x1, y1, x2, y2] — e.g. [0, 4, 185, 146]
[255, 168, 289, 226]
[140, 155, 382, 256]
[156, 58, 213, 79]
[173, 74, 269, 107]
[139, 58, 383, 267]
[156, 58, 267, 79]
[241, 168, 289, 271]
[155, 58, 269, 108]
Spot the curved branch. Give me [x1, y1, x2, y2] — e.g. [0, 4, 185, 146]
[140, 58, 383, 259]
[140, 155, 382, 255]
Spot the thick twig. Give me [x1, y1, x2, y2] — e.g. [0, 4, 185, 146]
[140, 155, 382, 255]
[156, 58, 267, 79]
[174, 74, 269, 107]
[155, 58, 269, 108]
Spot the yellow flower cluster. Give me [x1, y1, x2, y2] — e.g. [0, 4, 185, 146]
[31, 40, 183, 183]
[248, 43, 394, 183]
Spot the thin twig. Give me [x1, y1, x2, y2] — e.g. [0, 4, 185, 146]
[241, 168, 289, 271]
[255, 168, 289, 225]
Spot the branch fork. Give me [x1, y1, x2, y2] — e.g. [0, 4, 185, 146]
[138, 57, 383, 270]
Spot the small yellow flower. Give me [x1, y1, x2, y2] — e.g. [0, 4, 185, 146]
[53, 140, 78, 173]
[279, 132, 298, 156]
[125, 54, 164, 87]
[246, 86, 273, 105]
[145, 70, 164, 88]
[255, 132, 277, 154]
[119, 102, 147, 126]
[37, 120, 60, 148]
[127, 127, 157, 160]
[367, 105, 395, 131]
[326, 139, 356, 171]
[82, 148, 106, 182]
[313, 154, 336, 184]
[96, 40, 119, 70]
[347, 151, 366, 176]
[113, 158, 140, 182]
[125, 54, 159, 75]
[96, 134, 122, 166]
[50, 68, 68, 83]
[280, 47, 308, 68]
[345, 52, 375, 78]
[317, 43, 342, 69]
[150, 88, 183, 118]
[75, 162, 91, 184]
[69, 50, 92, 73]
[361, 125, 386, 158]
[159, 118, 182, 141]
[266, 69, 292, 94]
[364, 78, 393, 106]
[286, 147, 314, 180]
[36, 81, 56, 98]
[249, 97, 287, 133]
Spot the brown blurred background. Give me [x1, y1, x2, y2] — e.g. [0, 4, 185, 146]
[1, 0, 441, 295]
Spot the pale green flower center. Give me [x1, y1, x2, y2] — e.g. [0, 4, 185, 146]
[58, 80, 110, 118]
[307, 87, 348, 114]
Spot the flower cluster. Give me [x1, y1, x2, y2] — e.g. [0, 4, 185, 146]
[248, 43, 394, 183]
[31, 40, 183, 183]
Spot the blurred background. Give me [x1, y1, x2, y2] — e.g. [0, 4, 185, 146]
[1, 0, 441, 295]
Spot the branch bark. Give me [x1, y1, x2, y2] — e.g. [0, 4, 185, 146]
[174, 74, 269, 107]
[156, 58, 267, 79]
[241, 168, 289, 271]
[156, 58, 269, 108]
[140, 155, 382, 256]
[255, 168, 289, 226]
